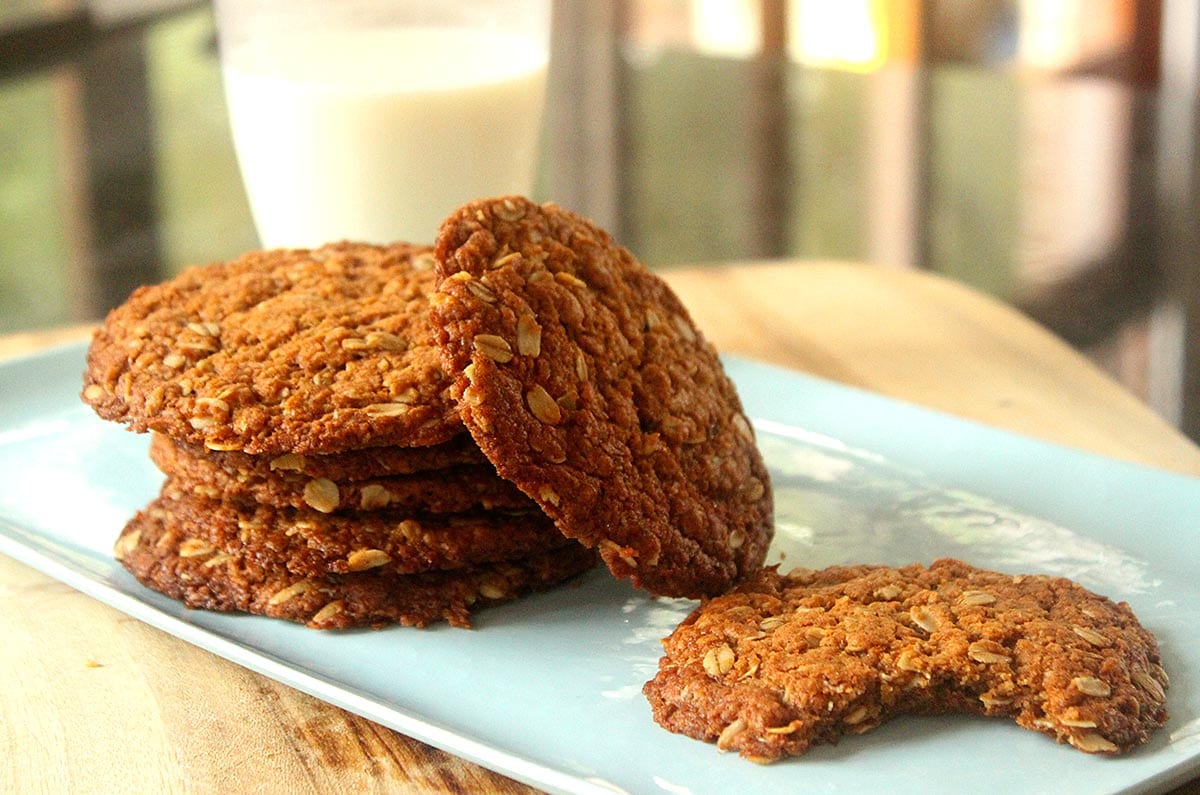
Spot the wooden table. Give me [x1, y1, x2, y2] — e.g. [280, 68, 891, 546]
[2, 261, 1198, 793]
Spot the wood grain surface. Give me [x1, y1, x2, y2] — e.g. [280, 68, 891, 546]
[2, 261, 1197, 794]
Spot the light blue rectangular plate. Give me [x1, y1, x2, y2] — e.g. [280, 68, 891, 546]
[1, 342, 1198, 794]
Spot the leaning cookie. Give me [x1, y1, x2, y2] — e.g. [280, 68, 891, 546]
[643, 559, 1168, 761]
[432, 196, 773, 598]
[83, 241, 461, 455]
[115, 504, 598, 629]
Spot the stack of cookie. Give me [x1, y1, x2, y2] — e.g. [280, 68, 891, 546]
[83, 241, 597, 628]
[82, 198, 776, 629]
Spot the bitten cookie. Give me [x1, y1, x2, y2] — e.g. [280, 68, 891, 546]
[643, 559, 1169, 761]
[115, 502, 597, 629]
[432, 196, 773, 598]
[83, 241, 461, 455]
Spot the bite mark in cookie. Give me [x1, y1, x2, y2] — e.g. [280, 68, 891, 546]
[432, 196, 773, 598]
[643, 559, 1168, 761]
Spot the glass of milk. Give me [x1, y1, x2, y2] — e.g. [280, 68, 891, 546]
[213, 0, 551, 249]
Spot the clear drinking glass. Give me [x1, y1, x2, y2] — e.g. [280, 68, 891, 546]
[213, 0, 551, 249]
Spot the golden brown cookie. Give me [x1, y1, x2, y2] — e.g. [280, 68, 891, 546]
[150, 485, 572, 577]
[643, 559, 1169, 762]
[151, 434, 532, 514]
[115, 503, 598, 629]
[155, 433, 489, 483]
[83, 242, 461, 455]
[432, 196, 773, 598]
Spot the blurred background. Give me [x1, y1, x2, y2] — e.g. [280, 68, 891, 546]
[2, 0, 1198, 440]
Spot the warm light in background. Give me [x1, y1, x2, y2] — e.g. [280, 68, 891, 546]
[681, 0, 1134, 73]
[629, 0, 901, 69]
[1019, 0, 1081, 67]
[1018, 0, 1135, 71]
[690, 0, 895, 69]
[690, 0, 762, 58]
[788, 0, 889, 71]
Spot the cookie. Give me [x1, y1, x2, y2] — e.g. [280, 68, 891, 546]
[155, 433, 488, 482]
[156, 433, 489, 482]
[432, 196, 773, 598]
[150, 486, 571, 577]
[643, 559, 1168, 761]
[83, 242, 461, 455]
[115, 504, 598, 629]
[151, 435, 532, 514]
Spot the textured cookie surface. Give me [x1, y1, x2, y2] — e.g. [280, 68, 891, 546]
[159, 433, 488, 482]
[432, 196, 773, 598]
[115, 503, 597, 629]
[643, 558, 1169, 761]
[83, 242, 461, 455]
[151, 434, 531, 514]
[149, 486, 570, 577]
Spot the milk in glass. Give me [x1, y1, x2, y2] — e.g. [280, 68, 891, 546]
[222, 27, 547, 248]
